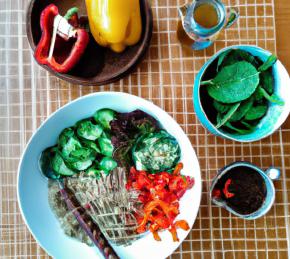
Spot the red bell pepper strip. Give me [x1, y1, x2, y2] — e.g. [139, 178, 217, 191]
[223, 179, 235, 198]
[34, 4, 89, 73]
[174, 220, 190, 231]
[127, 164, 194, 242]
[212, 189, 222, 198]
[173, 162, 183, 175]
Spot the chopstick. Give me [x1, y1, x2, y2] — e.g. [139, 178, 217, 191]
[58, 180, 120, 259]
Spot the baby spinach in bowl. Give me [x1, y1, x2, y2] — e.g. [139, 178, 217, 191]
[193, 45, 290, 142]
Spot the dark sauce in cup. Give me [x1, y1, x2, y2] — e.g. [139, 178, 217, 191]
[212, 166, 267, 215]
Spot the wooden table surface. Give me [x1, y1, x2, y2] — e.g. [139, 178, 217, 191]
[275, 0, 290, 71]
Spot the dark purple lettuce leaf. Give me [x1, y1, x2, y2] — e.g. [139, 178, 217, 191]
[110, 110, 160, 168]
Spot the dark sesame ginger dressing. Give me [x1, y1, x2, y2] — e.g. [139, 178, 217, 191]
[213, 166, 267, 215]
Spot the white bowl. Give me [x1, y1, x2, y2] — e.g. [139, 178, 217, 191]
[17, 92, 201, 259]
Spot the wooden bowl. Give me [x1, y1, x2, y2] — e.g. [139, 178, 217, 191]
[26, 0, 153, 86]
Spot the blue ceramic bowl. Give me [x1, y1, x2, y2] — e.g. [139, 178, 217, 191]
[193, 45, 290, 142]
[210, 161, 280, 220]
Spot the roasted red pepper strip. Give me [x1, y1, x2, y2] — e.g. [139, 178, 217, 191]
[127, 165, 194, 242]
[173, 162, 183, 175]
[34, 4, 89, 73]
[223, 179, 235, 198]
[212, 189, 222, 198]
[174, 220, 190, 231]
[169, 226, 179, 242]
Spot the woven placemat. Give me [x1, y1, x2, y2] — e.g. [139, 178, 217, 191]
[0, 0, 289, 258]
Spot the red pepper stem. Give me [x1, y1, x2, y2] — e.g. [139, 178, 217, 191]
[64, 7, 79, 20]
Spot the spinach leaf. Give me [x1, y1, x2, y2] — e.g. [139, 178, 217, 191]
[245, 105, 268, 120]
[230, 97, 254, 122]
[94, 109, 116, 130]
[258, 55, 277, 72]
[216, 102, 240, 128]
[202, 61, 260, 103]
[241, 120, 256, 129]
[213, 100, 231, 113]
[77, 120, 103, 141]
[51, 152, 76, 176]
[236, 50, 258, 66]
[219, 50, 258, 68]
[217, 50, 231, 71]
[253, 86, 265, 102]
[258, 87, 284, 105]
[224, 122, 254, 134]
[260, 70, 274, 94]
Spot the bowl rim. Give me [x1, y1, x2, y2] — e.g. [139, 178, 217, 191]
[17, 91, 202, 259]
[194, 44, 290, 142]
[26, 0, 153, 86]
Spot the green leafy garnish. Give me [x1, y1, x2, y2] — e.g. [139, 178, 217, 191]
[230, 97, 254, 122]
[213, 100, 231, 114]
[260, 70, 274, 94]
[258, 55, 277, 72]
[216, 103, 240, 128]
[217, 49, 231, 71]
[258, 87, 284, 105]
[218, 49, 259, 69]
[202, 61, 259, 103]
[224, 122, 254, 135]
[244, 105, 268, 120]
[201, 49, 280, 135]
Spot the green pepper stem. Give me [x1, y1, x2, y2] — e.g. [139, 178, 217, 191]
[64, 7, 79, 20]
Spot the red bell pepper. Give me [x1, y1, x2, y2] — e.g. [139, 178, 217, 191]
[223, 179, 235, 198]
[127, 164, 194, 242]
[34, 4, 89, 73]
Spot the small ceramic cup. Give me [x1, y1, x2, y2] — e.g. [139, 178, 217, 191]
[193, 45, 290, 142]
[210, 161, 280, 220]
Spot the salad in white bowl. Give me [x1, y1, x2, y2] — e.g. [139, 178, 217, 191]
[17, 92, 201, 259]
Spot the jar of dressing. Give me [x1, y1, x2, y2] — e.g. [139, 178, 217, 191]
[177, 0, 239, 50]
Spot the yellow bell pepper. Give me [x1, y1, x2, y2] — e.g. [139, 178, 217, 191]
[85, 0, 142, 53]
